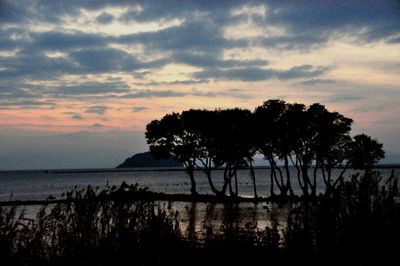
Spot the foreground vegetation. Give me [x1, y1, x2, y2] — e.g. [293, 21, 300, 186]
[1, 171, 399, 266]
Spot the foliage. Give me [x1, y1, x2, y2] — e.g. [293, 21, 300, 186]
[146, 99, 385, 199]
[0, 185, 182, 266]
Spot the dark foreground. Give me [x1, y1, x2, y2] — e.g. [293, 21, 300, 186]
[1, 171, 399, 266]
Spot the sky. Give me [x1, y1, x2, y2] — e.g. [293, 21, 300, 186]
[0, 0, 399, 170]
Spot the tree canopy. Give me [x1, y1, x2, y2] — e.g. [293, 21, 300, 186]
[145, 100, 385, 198]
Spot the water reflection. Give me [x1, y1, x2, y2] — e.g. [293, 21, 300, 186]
[162, 201, 293, 238]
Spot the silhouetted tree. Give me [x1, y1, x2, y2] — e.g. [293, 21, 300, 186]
[255, 100, 291, 197]
[306, 103, 353, 196]
[212, 108, 254, 197]
[181, 109, 222, 196]
[146, 113, 199, 195]
[283, 103, 313, 195]
[348, 134, 385, 172]
[146, 99, 385, 199]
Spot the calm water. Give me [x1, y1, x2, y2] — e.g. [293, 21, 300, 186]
[0, 167, 397, 235]
[0, 167, 397, 201]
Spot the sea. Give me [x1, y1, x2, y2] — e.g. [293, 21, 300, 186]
[0, 167, 398, 235]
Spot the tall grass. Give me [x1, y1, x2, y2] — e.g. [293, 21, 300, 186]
[1, 172, 399, 265]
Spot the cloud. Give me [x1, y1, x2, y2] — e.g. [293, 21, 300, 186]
[133, 79, 208, 86]
[0, 52, 79, 79]
[119, 1, 241, 23]
[388, 36, 400, 44]
[96, 12, 114, 24]
[119, 89, 186, 98]
[193, 65, 329, 81]
[300, 79, 336, 86]
[260, 33, 328, 51]
[51, 81, 130, 96]
[265, 1, 400, 45]
[64, 112, 84, 120]
[71, 114, 84, 120]
[327, 94, 365, 103]
[118, 21, 227, 53]
[69, 47, 146, 73]
[190, 88, 253, 99]
[172, 51, 268, 68]
[275, 65, 329, 80]
[0, 99, 58, 110]
[32, 31, 109, 51]
[132, 106, 147, 112]
[0, 30, 167, 79]
[0, 79, 131, 105]
[85, 106, 109, 115]
[89, 123, 105, 128]
[1, 1, 397, 91]
[118, 88, 254, 99]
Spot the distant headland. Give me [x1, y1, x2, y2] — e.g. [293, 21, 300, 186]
[117, 151, 182, 168]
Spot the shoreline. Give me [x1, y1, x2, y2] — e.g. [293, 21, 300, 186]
[0, 192, 312, 206]
[1, 164, 399, 174]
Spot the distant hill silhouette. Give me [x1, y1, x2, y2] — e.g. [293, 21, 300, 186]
[117, 151, 182, 168]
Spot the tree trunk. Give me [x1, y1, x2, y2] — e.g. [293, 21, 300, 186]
[187, 167, 197, 195]
[234, 169, 238, 196]
[284, 156, 294, 196]
[249, 159, 257, 199]
[204, 169, 221, 195]
[269, 161, 275, 197]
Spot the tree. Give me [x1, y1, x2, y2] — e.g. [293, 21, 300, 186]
[306, 103, 353, 195]
[255, 100, 292, 197]
[181, 109, 222, 196]
[145, 113, 199, 195]
[280, 102, 308, 196]
[211, 108, 255, 197]
[145, 100, 385, 199]
[348, 134, 385, 172]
